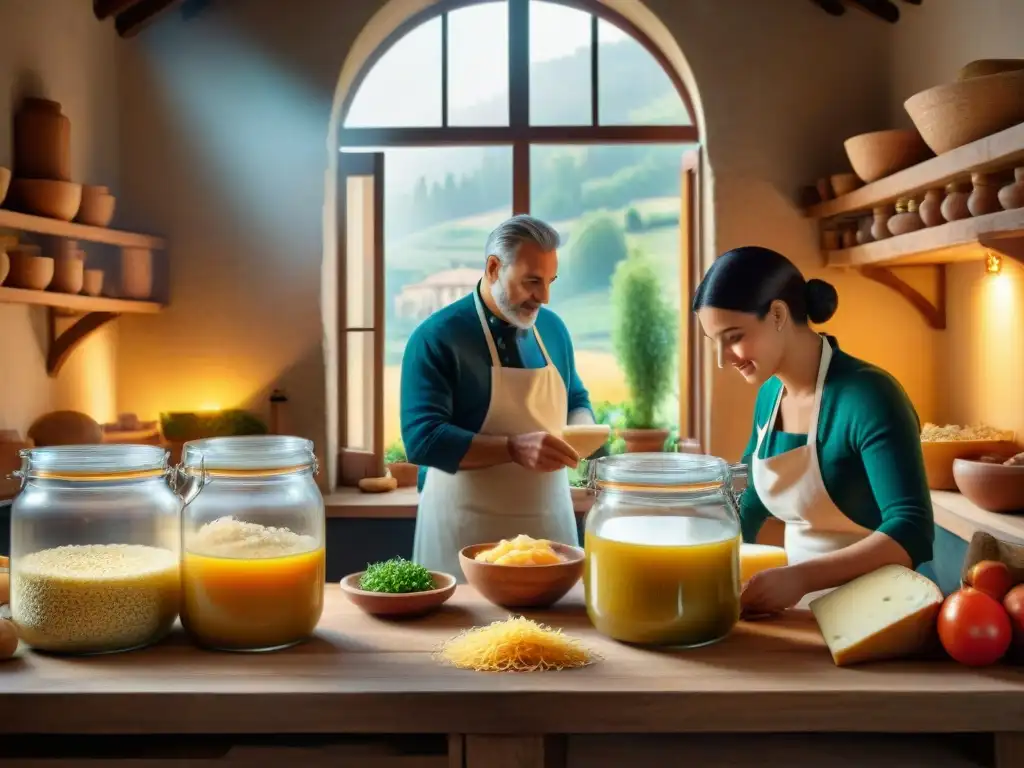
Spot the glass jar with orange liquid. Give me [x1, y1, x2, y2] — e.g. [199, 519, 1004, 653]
[176, 436, 325, 652]
[583, 453, 746, 648]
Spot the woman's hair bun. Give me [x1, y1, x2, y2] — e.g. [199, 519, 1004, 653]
[805, 278, 838, 324]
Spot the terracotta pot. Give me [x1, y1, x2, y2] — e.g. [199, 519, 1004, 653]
[570, 485, 595, 514]
[998, 168, 1024, 211]
[968, 173, 1002, 217]
[0, 166, 10, 207]
[386, 461, 419, 488]
[871, 205, 892, 240]
[0, 250, 8, 286]
[620, 428, 671, 453]
[83, 268, 103, 297]
[14, 98, 71, 181]
[50, 251, 84, 295]
[76, 185, 116, 227]
[919, 188, 945, 226]
[941, 182, 971, 222]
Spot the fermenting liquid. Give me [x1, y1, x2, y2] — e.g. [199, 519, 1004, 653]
[585, 515, 740, 647]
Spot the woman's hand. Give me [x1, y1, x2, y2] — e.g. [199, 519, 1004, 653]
[740, 566, 809, 617]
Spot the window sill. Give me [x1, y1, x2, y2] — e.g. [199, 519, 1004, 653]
[930, 490, 1024, 545]
[325, 486, 595, 519]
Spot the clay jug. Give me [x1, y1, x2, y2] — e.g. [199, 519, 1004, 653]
[14, 98, 71, 181]
[998, 168, 1024, 211]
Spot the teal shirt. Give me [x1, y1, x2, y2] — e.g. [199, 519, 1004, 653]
[400, 284, 593, 490]
[740, 336, 934, 568]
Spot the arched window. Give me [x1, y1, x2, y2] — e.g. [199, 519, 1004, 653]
[336, 0, 702, 484]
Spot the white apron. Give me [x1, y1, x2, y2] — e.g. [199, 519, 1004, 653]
[751, 338, 872, 601]
[412, 292, 579, 582]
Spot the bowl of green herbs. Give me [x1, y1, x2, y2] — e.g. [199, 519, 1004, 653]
[340, 557, 457, 617]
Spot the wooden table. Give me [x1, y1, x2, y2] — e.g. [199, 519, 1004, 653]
[1, 586, 1022, 767]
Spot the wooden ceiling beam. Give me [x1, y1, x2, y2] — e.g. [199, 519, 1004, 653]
[811, 0, 847, 16]
[848, 0, 900, 23]
[94, 0, 145, 20]
[114, 0, 181, 38]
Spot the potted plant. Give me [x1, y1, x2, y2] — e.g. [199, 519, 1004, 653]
[384, 440, 419, 488]
[160, 409, 268, 464]
[610, 250, 678, 453]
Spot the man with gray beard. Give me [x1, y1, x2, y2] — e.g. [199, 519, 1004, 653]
[400, 215, 597, 579]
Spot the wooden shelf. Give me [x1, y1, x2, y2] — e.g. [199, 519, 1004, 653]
[0, 286, 161, 314]
[806, 122, 1024, 220]
[931, 491, 1024, 546]
[0, 209, 165, 249]
[0, 286, 162, 376]
[826, 207, 1024, 268]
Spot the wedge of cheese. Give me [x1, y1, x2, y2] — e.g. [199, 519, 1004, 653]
[809, 564, 943, 667]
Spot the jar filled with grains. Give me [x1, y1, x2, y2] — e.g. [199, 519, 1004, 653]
[9, 444, 183, 655]
[177, 435, 325, 652]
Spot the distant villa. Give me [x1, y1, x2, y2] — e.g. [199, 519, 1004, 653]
[395, 268, 480, 321]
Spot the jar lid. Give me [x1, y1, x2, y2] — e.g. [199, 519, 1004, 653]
[593, 452, 730, 489]
[21, 444, 168, 476]
[182, 435, 315, 472]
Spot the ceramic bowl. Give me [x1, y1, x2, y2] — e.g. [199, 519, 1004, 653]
[0, 166, 10, 207]
[459, 542, 584, 609]
[953, 458, 1024, 514]
[561, 424, 611, 459]
[76, 185, 116, 227]
[829, 172, 862, 197]
[6, 247, 54, 291]
[921, 439, 1017, 490]
[905, 70, 1024, 155]
[843, 129, 931, 183]
[7, 179, 82, 221]
[340, 570, 457, 617]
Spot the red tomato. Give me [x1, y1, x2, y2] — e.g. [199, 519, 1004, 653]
[937, 588, 1012, 667]
[1003, 584, 1024, 652]
[967, 560, 1013, 601]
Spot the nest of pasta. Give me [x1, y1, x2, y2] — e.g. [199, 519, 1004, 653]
[435, 616, 599, 672]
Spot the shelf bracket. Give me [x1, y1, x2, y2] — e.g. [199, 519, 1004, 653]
[859, 265, 947, 330]
[46, 310, 119, 377]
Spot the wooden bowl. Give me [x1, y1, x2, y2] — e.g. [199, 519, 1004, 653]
[340, 571, 457, 617]
[76, 185, 116, 227]
[83, 268, 104, 297]
[953, 458, 1024, 513]
[921, 439, 1018, 490]
[561, 424, 611, 459]
[459, 542, 584, 609]
[905, 70, 1024, 155]
[7, 179, 82, 221]
[830, 173, 862, 197]
[843, 129, 931, 183]
[6, 247, 53, 291]
[957, 59, 1024, 81]
[0, 166, 10, 207]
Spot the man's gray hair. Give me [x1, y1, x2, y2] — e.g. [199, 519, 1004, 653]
[484, 214, 561, 267]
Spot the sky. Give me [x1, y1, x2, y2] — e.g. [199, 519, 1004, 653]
[345, 0, 629, 128]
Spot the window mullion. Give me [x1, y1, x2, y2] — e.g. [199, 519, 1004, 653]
[509, 0, 529, 129]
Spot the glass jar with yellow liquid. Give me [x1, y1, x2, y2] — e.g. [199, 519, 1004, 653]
[584, 453, 746, 648]
[176, 436, 325, 652]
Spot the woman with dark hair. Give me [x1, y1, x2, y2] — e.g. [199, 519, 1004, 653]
[693, 246, 933, 615]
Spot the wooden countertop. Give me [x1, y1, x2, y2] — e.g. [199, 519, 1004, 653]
[1, 586, 1022, 736]
[931, 491, 1024, 545]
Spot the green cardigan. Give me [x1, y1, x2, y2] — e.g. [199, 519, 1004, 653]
[739, 336, 934, 567]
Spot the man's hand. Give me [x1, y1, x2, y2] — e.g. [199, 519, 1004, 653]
[508, 432, 580, 472]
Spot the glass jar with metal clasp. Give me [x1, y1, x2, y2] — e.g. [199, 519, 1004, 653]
[9, 444, 183, 655]
[583, 453, 748, 648]
[176, 435, 326, 652]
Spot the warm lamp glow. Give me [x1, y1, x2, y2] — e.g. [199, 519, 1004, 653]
[199, 404, 222, 412]
[986, 251, 1002, 275]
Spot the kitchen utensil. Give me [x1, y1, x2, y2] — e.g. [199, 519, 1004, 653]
[178, 436, 325, 652]
[921, 439, 1017, 490]
[953, 458, 1024, 513]
[560, 424, 611, 458]
[459, 542, 583, 609]
[14, 98, 71, 181]
[83, 268, 104, 297]
[340, 571, 456, 617]
[6, 247, 54, 290]
[905, 70, 1024, 155]
[583, 453, 745, 647]
[8, 445, 182, 654]
[844, 129, 931, 183]
[76, 185, 116, 227]
[6, 179, 82, 221]
[830, 172, 861, 197]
